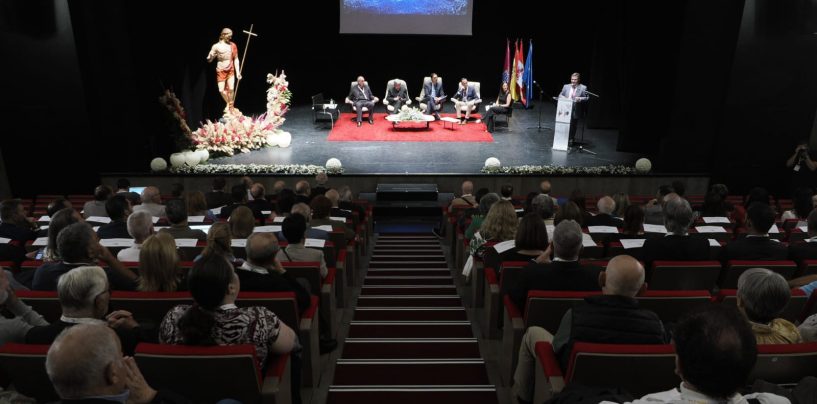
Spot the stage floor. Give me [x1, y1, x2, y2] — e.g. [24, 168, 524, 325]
[207, 100, 642, 174]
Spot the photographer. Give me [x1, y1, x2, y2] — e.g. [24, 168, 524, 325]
[787, 141, 816, 191]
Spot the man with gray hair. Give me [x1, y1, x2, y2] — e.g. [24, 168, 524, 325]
[642, 196, 710, 268]
[27, 266, 143, 355]
[509, 220, 602, 313]
[275, 203, 328, 242]
[585, 195, 624, 227]
[46, 323, 185, 403]
[530, 194, 555, 224]
[237, 232, 311, 312]
[32, 222, 138, 291]
[737, 267, 801, 344]
[117, 211, 155, 262]
[133, 186, 165, 217]
[512, 255, 667, 404]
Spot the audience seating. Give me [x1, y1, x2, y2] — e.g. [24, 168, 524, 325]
[635, 290, 713, 324]
[717, 288, 808, 324]
[650, 261, 722, 291]
[0, 343, 59, 402]
[749, 342, 817, 387]
[483, 261, 528, 339]
[720, 260, 798, 289]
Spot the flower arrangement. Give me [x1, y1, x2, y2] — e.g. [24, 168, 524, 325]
[396, 105, 427, 121]
[188, 71, 292, 156]
[169, 163, 343, 175]
[481, 164, 638, 175]
[159, 89, 192, 136]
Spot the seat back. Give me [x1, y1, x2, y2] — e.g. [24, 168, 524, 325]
[456, 81, 481, 100]
[312, 93, 325, 108]
[565, 342, 678, 397]
[135, 343, 263, 403]
[384, 78, 408, 102]
[717, 288, 808, 324]
[525, 290, 602, 334]
[0, 343, 59, 402]
[236, 291, 300, 331]
[280, 261, 322, 296]
[636, 290, 712, 324]
[109, 291, 194, 326]
[750, 342, 817, 386]
[16, 290, 61, 322]
[650, 261, 722, 291]
[721, 260, 798, 289]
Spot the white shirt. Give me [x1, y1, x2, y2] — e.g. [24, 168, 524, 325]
[603, 383, 790, 404]
[239, 261, 269, 275]
[117, 244, 142, 262]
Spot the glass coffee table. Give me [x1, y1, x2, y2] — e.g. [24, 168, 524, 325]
[385, 114, 436, 129]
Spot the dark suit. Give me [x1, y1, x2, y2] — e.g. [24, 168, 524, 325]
[559, 83, 589, 141]
[96, 220, 131, 239]
[246, 199, 276, 222]
[348, 84, 376, 123]
[509, 260, 602, 314]
[423, 80, 446, 116]
[237, 266, 312, 312]
[0, 222, 36, 243]
[585, 214, 624, 228]
[26, 320, 142, 355]
[642, 234, 711, 269]
[386, 85, 408, 113]
[721, 236, 788, 262]
[788, 240, 817, 263]
[205, 190, 232, 210]
[159, 225, 207, 241]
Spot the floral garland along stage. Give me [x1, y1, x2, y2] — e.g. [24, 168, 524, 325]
[188, 71, 292, 156]
[482, 164, 638, 175]
[169, 163, 343, 175]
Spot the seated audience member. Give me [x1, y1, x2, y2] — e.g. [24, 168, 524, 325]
[512, 255, 667, 404]
[539, 179, 558, 205]
[482, 81, 512, 133]
[509, 220, 602, 313]
[276, 189, 297, 216]
[204, 177, 232, 209]
[744, 186, 771, 209]
[642, 197, 709, 267]
[612, 192, 630, 218]
[619, 204, 646, 238]
[643, 185, 676, 225]
[789, 209, 817, 263]
[672, 180, 687, 199]
[484, 213, 548, 271]
[276, 214, 328, 278]
[115, 178, 142, 206]
[117, 211, 154, 262]
[782, 187, 814, 221]
[700, 183, 746, 228]
[0, 269, 48, 345]
[737, 268, 801, 344]
[197, 222, 241, 266]
[295, 180, 312, 204]
[464, 193, 501, 240]
[170, 182, 184, 200]
[452, 77, 478, 124]
[46, 324, 187, 404]
[46, 197, 73, 218]
[218, 184, 248, 219]
[229, 205, 255, 239]
[626, 305, 788, 403]
[241, 176, 254, 201]
[585, 195, 624, 228]
[722, 203, 787, 261]
[276, 203, 328, 242]
[159, 253, 298, 369]
[133, 186, 166, 218]
[238, 232, 311, 311]
[96, 195, 132, 239]
[138, 232, 183, 292]
[312, 172, 329, 199]
[468, 200, 518, 261]
[529, 194, 555, 225]
[568, 189, 593, 224]
[39, 208, 83, 262]
[246, 183, 275, 221]
[500, 183, 514, 202]
[33, 222, 138, 291]
[82, 185, 113, 219]
[186, 190, 216, 222]
[325, 189, 352, 220]
[449, 180, 479, 212]
[27, 266, 143, 355]
[553, 201, 584, 226]
[310, 195, 355, 242]
[271, 180, 286, 197]
[0, 198, 37, 243]
[159, 199, 207, 241]
[337, 186, 367, 221]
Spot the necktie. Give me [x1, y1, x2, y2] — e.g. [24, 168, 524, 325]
[570, 87, 576, 99]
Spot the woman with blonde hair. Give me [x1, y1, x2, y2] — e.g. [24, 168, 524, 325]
[197, 222, 242, 265]
[229, 205, 255, 239]
[138, 232, 182, 292]
[464, 200, 519, 278]
[187, 191, 216, 222]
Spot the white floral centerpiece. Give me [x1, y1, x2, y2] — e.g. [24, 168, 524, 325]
[188, 71, 292, 156]
[396, 106, 427, 121]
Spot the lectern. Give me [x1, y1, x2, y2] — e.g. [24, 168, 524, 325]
[552, 97, 574, 151]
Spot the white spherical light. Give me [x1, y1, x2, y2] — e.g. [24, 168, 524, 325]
[183, 151, 199, 167]
[195, 149, 209, 163]
[277, 131, 292, 148]
[326, 158, 342, 170]
[635, 158, 652, 174]
[484, 157, 501, 169]
[150, 157, 168, 172]
[169, 153, 186, 167]
[266, 132, 279, 147]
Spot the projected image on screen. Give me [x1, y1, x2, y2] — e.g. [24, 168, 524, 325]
[340, 0, 474, 35]
[344, 0, 468, 16]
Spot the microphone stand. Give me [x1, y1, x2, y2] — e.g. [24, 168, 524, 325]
[526, 81, 550, 131]
[571, 89, 600, 155]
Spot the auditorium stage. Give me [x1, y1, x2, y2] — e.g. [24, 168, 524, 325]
[205, 100, 642, 174]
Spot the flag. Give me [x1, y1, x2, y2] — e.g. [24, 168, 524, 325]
[510, 39, 519, 101]
[522, 40, 534, 108]
[515, 39, 526, 105]
[502, 39, 510, 84]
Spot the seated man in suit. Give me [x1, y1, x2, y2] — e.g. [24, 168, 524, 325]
[512, 255, 668, 404]
[0, 199, 37, 243]
[276, 213, 328, 278]
[722, 203, 788, 261]
[348, 75, 378, 127]
[453, 77, 478, 124]
[423, 72, 445, 120]
[237, 232, 311, 312]
[246, 182, 276, 222]
[585, 195, 624, 228]
[158, 199, 207, 241]
[96, 195, 132, 239]
[642, 196, 710, 269]
[509, 220, 602, 313]
[386, 80, 408, 113]
[205, 177, 233, 209]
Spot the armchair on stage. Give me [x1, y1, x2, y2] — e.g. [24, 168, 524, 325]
[416, 76, 446, 113]
[451, 81, 482, 119]
[383, 78, 411, 113]
[344, 81, 378, 114]
[311, 93, 339, 128]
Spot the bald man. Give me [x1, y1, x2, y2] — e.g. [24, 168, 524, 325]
[46, 323, 186, 403]
[326, 189, 353, 222]
[449, 180, 477, 212]
[347, 76, 378, 127]
[585, 195, 624, 227]
[512, 255, 668, 404]
[133, 186, 165, 217]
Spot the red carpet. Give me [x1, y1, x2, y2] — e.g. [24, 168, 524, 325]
[327, 113, 493, 142]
